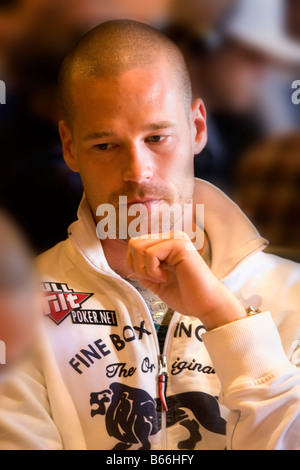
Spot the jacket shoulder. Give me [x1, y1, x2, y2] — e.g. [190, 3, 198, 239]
[257, 251, 300, 277]
[37, 239, 75, 277]
[237, 250, 300, 278]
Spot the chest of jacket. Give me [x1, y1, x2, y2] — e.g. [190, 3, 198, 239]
[42, 276, 227, 450]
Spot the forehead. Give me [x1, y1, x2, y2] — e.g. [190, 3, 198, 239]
[71, 65, 186, 129]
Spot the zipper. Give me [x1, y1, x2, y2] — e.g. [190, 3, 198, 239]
[70, 251, 174, 449]
[158, 310, 178, 450]
[117, 280, 170, 448]
[158, 354, 168, 412]
[118, 274, 176, 449]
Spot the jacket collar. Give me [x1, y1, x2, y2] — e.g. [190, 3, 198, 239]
[68, 178, 268, 281]
[193, 178, 268, 279]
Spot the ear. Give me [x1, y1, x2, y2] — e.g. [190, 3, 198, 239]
[191, 99, 207, 155]
[58, 120, 79, 172]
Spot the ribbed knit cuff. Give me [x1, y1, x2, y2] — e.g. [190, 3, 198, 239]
[202, 311, 291, 390]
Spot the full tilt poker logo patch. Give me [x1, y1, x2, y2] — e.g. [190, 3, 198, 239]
[43, 282, 117, 326]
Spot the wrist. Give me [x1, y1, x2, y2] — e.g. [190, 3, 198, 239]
[198, 293, 246, 331]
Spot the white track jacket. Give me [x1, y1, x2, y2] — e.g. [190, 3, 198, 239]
[0, 179, 300, 450]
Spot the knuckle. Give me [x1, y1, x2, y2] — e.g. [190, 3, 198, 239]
[172, 230, 190, 240]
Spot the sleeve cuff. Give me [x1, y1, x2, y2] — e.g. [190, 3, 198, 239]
[202, 311, 291, 390]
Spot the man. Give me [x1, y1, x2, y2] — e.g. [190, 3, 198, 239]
[0, 19, 300, 450]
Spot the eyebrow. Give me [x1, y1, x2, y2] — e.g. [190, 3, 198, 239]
[83, 130, 114, 141]
[144, 121, 177, 131]
[82, 121, 177, 141]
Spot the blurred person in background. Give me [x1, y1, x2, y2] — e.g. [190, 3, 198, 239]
[287, 0, 300, 41]
[166, 0, 300, 194]
[231, 0, 300, 261]
[0, 0, 85, 254]
[234, 134, 300, 263]
[0, 210, 40, 396]
[170, 0, 237, 33]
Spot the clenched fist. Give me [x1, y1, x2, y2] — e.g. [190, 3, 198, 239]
[126, 231, 246, 331]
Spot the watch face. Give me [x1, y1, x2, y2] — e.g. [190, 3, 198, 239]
[246, 306, 262, 316]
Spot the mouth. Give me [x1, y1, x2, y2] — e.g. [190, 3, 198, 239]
[126, 198, 163, 209]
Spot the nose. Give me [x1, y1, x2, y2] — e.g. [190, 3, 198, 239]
[121, 144, 153, 183]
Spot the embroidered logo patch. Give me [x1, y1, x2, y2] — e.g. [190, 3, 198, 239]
[43, 282, 118, 327]
[71, 309, 117, 326]
[43, 282, 93, 325]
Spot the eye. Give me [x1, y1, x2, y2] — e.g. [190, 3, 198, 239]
[94, 143, 110, 151]
[93, 143, 118, 152]
[146, 135, 166, 143]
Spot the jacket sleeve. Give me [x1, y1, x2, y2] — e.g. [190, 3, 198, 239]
[202, 311, 300, 450]
[0, 360, 63, 450]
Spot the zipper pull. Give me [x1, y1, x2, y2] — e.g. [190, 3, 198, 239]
[158, 354, 168, 412]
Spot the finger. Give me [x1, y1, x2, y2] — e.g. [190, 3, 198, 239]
[130, 230, 191, 248]
[127, 238, 159, 282]
[127, 232, 194, 282]
[126, 246, 134, 272]
[137, 277, 162, 295]
[145, 247, 169, 282]
[145, 238, 192, 267]
[130, 244, 147, 278]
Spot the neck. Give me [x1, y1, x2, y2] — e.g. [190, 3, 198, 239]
[102, 237, 132, 278]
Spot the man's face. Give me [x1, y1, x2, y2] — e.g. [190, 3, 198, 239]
[60, 62, 206, 238]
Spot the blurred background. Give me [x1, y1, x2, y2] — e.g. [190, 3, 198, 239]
[0, 0, 299, 261]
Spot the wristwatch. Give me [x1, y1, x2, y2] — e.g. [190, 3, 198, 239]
[245, 306, 262, 316]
